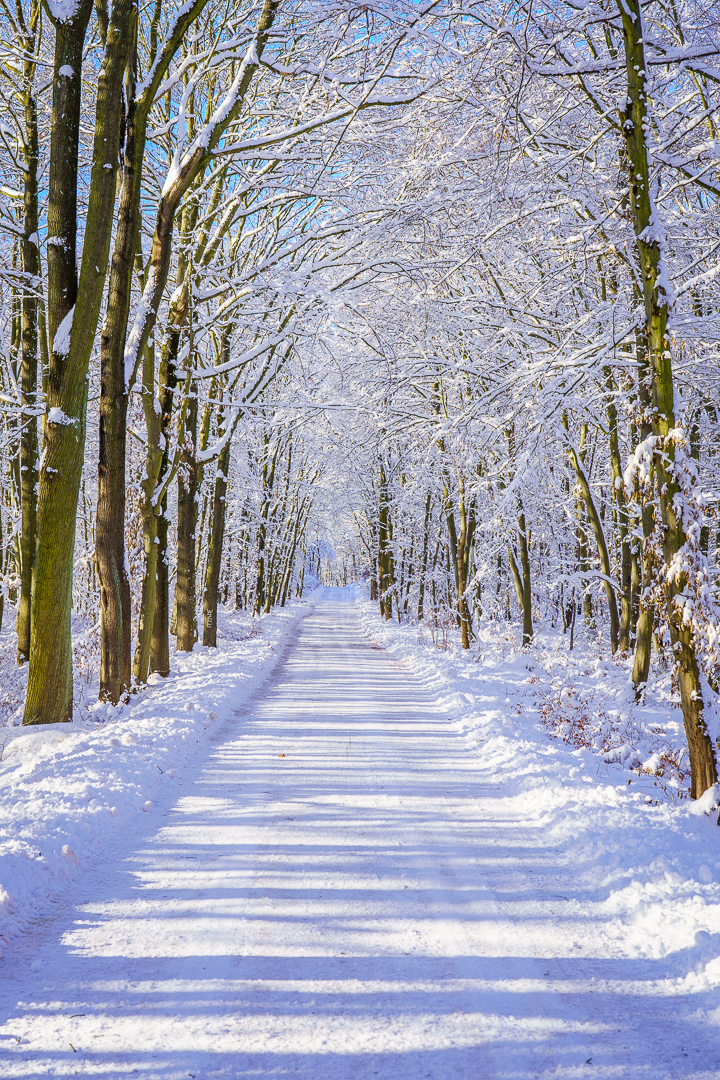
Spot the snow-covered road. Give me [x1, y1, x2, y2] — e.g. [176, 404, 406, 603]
[1, 593, 718, 1078]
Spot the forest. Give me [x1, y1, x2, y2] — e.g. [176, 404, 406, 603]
[1, 0, 719, 808]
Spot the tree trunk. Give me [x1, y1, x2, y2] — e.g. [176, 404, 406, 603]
[377, 464, 393, 620]
[563, 416, 620, 653]
[133, 505, 159, 684]
[509, 546, 525, 615]
[148, 297, 184, 674]
[254, 435, 279, 616]
[97, 0, 276, 697]
[443, 475, 471, 648]
[132, 335, 164, 685]
[17, 20, 40, 664]
[604, 366, 632, 652]
[24, 0, 133, 724]
[517, 505, 533, 646]
[280, 503, 309, 606]
[417, 492, 432, 621]
[504, 427, 532, 646]
[631, 330, 655, 693]
[96, 0, 210, 702]
[618, 0, 717, 797]
[150, 492, 170, 677]
[202, 436, 231, 647]
[0, 496, 4, 632]
[176, 381, 198, 652]
[578, 516, 592, 627]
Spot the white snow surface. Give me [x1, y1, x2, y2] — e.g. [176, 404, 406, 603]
[0, 600, 310, 954]
[45, 0, 79, 24]
[51, 306, 74, 358]
[46, 407, 75, 426]
[1, 589, 720, 1077]
[124, 270, 156, 388]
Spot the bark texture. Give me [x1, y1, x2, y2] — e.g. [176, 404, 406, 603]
[202, 438, 231, 647]
[563, 417, 620, 654]
[617, 0, 718, 796]
[24, 0, 133, 724]
[16, 4, 41, 664]
[176, 381, 199, 652]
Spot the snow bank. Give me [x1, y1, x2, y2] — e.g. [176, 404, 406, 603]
[0, 598, 314, 956]
[355, 589, 720, 996]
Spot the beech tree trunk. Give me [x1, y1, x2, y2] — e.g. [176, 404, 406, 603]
[136, 270, 190, 682]
[150, 492, 170, 677]
[95, 0, 209, 702]
[132, 335, 164, 685]
[16, 9, 41, 664]
[618, 0, 717, 797]
[517, 504, 533, 647]
[149, 290, 184, 676]
[24, 0, 133, 724]
[176, 380, 199, 652]
[254, 434, 279, 615]
[97, 0, 277, 696]
[369, 534, 378, 602]
[604, 366, 632, 652]
[279, 503, 309, 606]
[505, 428, 533, 646]
[417, 492, 432, 621]
[509, 546, 525, 614]
[443, 474, 472, 649]
[563, 416, 620, 653]
[0, 498, 4, 631]
[631, 331, 655, 693]
[202, 431, 231, 647]
[377, 464, 394, 620]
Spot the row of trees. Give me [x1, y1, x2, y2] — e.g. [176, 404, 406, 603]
[314, 0, 720, 800]
[1, 0, 719, 803]
[0, 0, 441, 719]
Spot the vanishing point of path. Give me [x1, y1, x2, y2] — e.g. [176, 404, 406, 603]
[0, 592, 718, 1079]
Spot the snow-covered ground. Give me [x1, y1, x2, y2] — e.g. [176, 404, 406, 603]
[0, 597, 315, 955]
[355, 590, 720, 989]
[0, 589, 719, 1078]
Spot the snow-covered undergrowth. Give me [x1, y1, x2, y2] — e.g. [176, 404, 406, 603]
[0, 614, 104, 730]
[0, 597, 314, 956]
[355, 588, 720, 996]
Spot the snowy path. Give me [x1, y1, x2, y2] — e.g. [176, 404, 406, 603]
[0, 593, 718, 1078]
